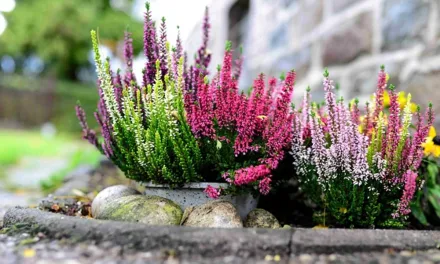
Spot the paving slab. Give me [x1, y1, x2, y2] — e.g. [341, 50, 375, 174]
[291, 228, 440, 255]
[3, 207, 440, 262]
[3, 207, 293, 260]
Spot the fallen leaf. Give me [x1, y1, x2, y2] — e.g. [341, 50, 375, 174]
[71, 189, 86, 197]
[339, 207, 348, 214]
[51, 204, 60, 212]
[312, 224, 328, 229]
[23, 248, 36, 258]
[216, 140, 222, 150]
[19, 237, 39, 246]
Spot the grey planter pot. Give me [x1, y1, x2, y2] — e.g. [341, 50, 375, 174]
[144, 182, 259, 220]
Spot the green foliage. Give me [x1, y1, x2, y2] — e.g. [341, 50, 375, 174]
[411, 158, 440, 226]
[0, 0, 142, 80]
[88, 31, 202, 187]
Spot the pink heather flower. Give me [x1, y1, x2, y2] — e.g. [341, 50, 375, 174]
[234, 54, 244, 80]
[259, 177, 272, 195]
[234, 74, 266, 155]
[266, 77, 277, 99]
[350, 99, 360, 125]
[409, 106, 434, 169]
[184, 32, 294, 195]
[222, 172, 233, 184]
[384, 87, 401, 172]
[394, 170, 417, 217]
[263, 71, 295, 169]
[363, 102, 372, 136]
[372, 67, 387, 125]
[320, 116, 330, 134]
[188, 75, 215, 138]
[215, 47, 233, 128]
[233, 165, 271, 186]
[204, 185, 221, 199]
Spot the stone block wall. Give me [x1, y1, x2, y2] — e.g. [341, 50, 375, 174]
[185, 0, 440, 123]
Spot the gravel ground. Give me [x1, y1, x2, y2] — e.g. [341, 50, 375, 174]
[1, 232, 440, 264]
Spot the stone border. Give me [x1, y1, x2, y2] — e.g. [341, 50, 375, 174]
[3, 207, 440, 258]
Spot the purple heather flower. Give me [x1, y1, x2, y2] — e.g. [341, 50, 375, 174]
[143, 2, 159, 86]
[194, 7, 211, 76]
[75, 105, 98, 147]
[159, 17, 168, 79]
[123, 31, 137, 88]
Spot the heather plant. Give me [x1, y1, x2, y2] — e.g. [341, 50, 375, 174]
[76, 3, 203, 187]
[291, 67, 433, 228]
[405, 122, 440, 227]
[411, 149, 440, 226]
[366, 83, 440, 227]
[184, 39, 296, 198]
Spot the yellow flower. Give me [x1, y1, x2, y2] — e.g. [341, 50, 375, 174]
[358, 115, 365, 133]
[383, 90, 391, 107]
[382, 90, 417, 113]
[422, 126, 440, 157]
[23, 248, 36, 258]
[398, 92, 418, 113]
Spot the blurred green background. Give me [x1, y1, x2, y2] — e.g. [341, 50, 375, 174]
[0, 0, 143, 197]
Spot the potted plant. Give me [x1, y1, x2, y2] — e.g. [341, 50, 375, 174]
[290, 66, 434, 228]
[75, 4, 295, 218]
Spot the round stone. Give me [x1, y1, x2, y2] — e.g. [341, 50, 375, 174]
[181, 200, 243, 228]
[95, 195, 183, 226]
[244, 208, 281, 229]
[91, 185, 140, 217]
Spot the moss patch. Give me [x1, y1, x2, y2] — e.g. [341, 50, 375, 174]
[97, 195, 183, 225]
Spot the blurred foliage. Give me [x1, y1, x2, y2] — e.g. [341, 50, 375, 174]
[0, 0, 143, 80]
[0, 74, 99, 132]
[411, 157, 440, 227]
[0, 129, 74, 166]
[40, 148, 102, 194]
[53, 80, 99, 132]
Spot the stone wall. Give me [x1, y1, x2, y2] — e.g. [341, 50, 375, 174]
[185, 0, 440, 122]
